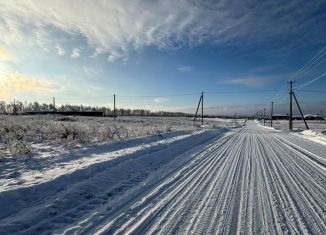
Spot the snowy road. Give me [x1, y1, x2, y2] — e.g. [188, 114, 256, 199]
[0, 121, 325, 234]
[91, 121, 326, 235]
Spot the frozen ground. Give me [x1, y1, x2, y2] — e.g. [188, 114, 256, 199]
[258, 119, 326, 146]
[0, 120, 325, 234]
[265, 119, 326, 133]
[0, 115, 243, 158]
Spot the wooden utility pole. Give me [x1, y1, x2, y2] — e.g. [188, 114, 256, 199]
[114, 94, 116, 120]
[201, 92, 204, 125]
[270, 101, 274, 127]
[13, 99, 16, 115]
[53, 97, 56, 119]
[288, 81, 294, 131]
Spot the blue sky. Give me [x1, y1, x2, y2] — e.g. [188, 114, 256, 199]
[0, 0, 325, 115]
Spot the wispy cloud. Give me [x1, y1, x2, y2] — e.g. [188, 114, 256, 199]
[0, 1, 324, 61]
[218, 75, 283, 88]
[55, 43, 66, 56]
[153, 97, 168, 104]
[178, 65, 193, 72]
[70, 48, 81, 58]
[34, 27, 50, 52]
[83, 66, 99, 76]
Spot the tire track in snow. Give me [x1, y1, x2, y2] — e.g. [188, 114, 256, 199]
[103, 131, 243, 234]
[262, 134, 326, 234]
[0, 129, 231, 235]
[92, 121, 326, 235]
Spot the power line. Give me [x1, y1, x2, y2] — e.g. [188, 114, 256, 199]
[273, 46, 326, 103]
[118, 92, 200, 98]
[59, 89, 290, 101]
[296, 72, 326, 90]
[298, 89, 326, 93]
[205, 89, 286, 94]
[289, 46, 326, 81]
[12, 88, 325, 105]
[272, 83, 288, 101]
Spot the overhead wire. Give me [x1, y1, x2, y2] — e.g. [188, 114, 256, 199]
[298, 89, 326, 93]
[117, 92, 200, 98]
[296, 72, 326, 90]
[52, 88, 325, 103]
[273, 46, 326, 103]
[289, 46, 326, 81]
[205, 89, 285, 94]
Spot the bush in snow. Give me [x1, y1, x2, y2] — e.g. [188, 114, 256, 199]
[0, 115, 244, 158]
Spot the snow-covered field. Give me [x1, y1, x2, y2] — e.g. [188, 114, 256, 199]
[0, 115, 244, 159]
[258, 119, 326, 146]
[268, 119, 326, 133]
[0, 119, 325, 234]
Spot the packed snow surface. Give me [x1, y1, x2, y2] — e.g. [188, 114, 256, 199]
[0, 121, 325, 234]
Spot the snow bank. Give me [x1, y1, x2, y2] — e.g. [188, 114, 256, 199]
[293, 129, 326, 146]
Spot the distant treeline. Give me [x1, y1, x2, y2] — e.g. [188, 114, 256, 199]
[0, 101, 191, 117]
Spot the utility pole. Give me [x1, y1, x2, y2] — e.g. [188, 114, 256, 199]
[13, 99, 16, 115]
[114, 94, 116, 120]
[270, 101, 274, 127]
[53, 97, 56, 119]
[201, 92, 204, 125]
[288, 81, 294, 131]
[234, 113, 237, 125]
[263, 108, 266, 125]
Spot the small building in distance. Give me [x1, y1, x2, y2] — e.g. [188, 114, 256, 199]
[304, 114, 324, 120]
[271, 114, 325, 120]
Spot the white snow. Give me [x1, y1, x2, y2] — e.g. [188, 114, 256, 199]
[293, 129, 326, 146]
[0, 120, 325, 234]
[0, 115, 241, 158]
[266, 119, 326, 132]
[0, 130, 206, 191]
[255, 119, 282, 131]
[256, 119, 326, 146]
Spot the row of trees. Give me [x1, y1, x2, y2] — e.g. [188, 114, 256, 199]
[0, 101, 190, 117]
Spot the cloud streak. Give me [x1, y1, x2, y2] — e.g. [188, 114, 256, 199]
[153, 97, 168, 104]
[55, 44, 66, 56]
[178, 65, 193, 72]
[0, 0, 324, 61]
[70, 48, 81, 58]
[217, 75, 284, 88]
